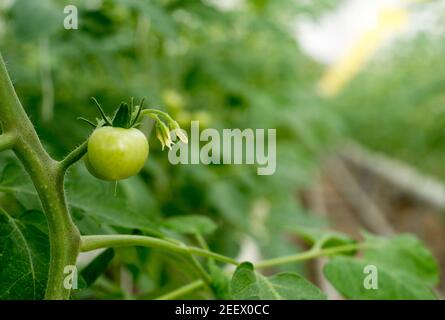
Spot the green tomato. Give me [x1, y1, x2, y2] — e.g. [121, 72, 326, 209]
[85, 126, 149, 181]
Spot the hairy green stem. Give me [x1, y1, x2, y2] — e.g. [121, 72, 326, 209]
[80, 235, 239, 266]
[0, 53, 80, 299]
[81, 235, 367, 271]
[0, 52, 370, 301]
[141, 109, 175, 124]
[155, 280, 205, 300]
[194, 233, 210, 251]
[187, 255, 212, 285]
[255, 243, 366, 269]
[152, 243, 366, 299]
[59, 140, 88, 172]
[153, 243, 367, 299]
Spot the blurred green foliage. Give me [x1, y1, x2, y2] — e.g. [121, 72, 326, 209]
[331, 27, 445, 179]
[0, 0, 342, 299]
[2, 0, 443, 300]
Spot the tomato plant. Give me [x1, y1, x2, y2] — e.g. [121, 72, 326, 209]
[0, 52, 440, 299]
[0, 0, 442, 301]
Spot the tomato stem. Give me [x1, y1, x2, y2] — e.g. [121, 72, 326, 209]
[0, 52, 80, 299]
[59, 140, 88, 173]
[80, 234, 240, 266]
[187, 254, 213, 285]
[141, 109, 176, 125]
[255, 243, 368, 269]
[1, 50, 371, 301]
[81, 234, 369, 272]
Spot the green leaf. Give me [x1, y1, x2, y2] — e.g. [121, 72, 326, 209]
[11, 0, 61, 40]
[324, 234, 439, 300]
[363, 234, 439, 285]
[0, 156, 161, 235]
[80, 248, 115, 288]
[112, 103, 131, 128]
[77, 275, 88, 290]
[161, 215, 217, 235]
[324, 257, 436, 300]
[208, 181, 249, 230]
[230, 262, 326, 300]
[65, 171, 161, 235]
[119, 176, 158, 219]
[0, 208, 49, 299]
[0, 161, 40, 209]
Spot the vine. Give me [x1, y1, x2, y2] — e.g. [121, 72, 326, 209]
[0, 51, 439, 300]
[0, 53, 79, 299]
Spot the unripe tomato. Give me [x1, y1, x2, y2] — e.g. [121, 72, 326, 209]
[85, 126, 149, 181]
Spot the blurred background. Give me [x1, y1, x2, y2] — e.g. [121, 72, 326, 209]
[1, 0, 445, 299]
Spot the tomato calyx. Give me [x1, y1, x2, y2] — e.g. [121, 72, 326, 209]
[79, 97, 188, 151]
[79, 97, 144, 130]
[80, 97, 188, 181]
[111, 99, 143, 128]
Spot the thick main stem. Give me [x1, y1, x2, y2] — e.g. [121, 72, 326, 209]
[0, 53, 80, 299]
